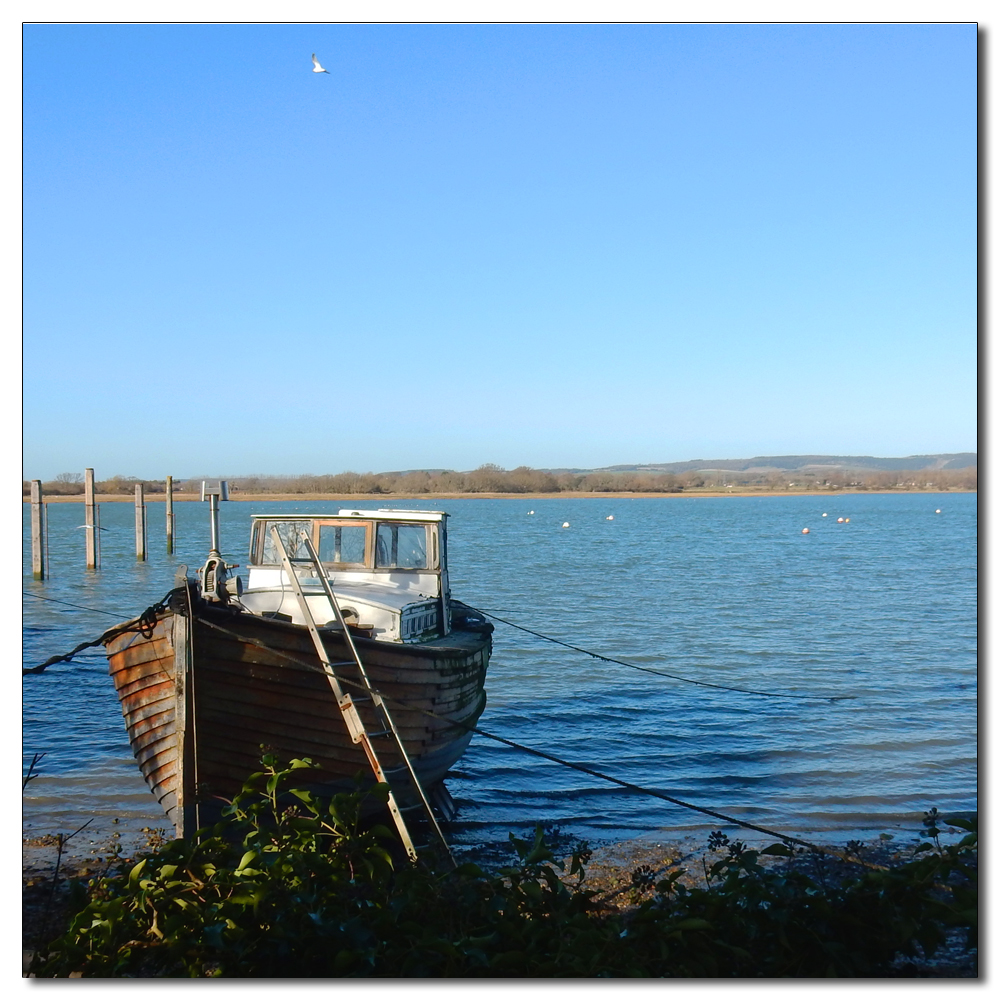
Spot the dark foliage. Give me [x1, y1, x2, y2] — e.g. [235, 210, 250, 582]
[33, 757, 977, 978]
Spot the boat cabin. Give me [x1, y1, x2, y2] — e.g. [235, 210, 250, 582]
[241, 509, 452, 643]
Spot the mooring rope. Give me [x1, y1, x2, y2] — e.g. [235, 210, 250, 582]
[24, 591, 850, 701]
[24, 593, 870, 863]
[470, 607, 853, 702]
[23, 592, 135, 619]
[190, 614, 866, 861]
[22, 589, 179, 674]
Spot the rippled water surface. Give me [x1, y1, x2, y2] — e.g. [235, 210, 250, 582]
[23, 493, 977, 856]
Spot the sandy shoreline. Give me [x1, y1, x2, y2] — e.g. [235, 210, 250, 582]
[23, 489, 975, 503]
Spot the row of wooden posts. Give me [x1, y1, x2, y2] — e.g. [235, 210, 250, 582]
[29, 470, 176, 580]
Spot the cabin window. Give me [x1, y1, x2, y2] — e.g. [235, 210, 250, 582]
[318, 524, 368, 566]
[375, 523, 428, 569]
[259, 521, 312, 563]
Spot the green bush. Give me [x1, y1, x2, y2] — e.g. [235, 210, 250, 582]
[33, 756, 977, 978]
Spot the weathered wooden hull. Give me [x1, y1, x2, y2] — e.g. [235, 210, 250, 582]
[104, 594, 491, 837]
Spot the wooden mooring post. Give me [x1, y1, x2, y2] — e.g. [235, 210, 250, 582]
[134, 484, 147, 561]
[84, 468, 100, 569]
[30, 480, 46, 580]
[166, 475, 175, 554]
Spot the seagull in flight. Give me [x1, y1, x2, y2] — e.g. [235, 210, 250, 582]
[312, 53, 330, 74]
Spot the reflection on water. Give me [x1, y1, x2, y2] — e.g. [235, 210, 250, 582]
[24, 492, 977, 858]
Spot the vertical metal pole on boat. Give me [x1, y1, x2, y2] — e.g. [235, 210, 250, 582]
[209, 495, 219, 553]
[30, 480, 45, 580]
[165, 475, 175, 554]
[135, 484, 147, 561]
[84, 468, 99, 570]
[201, 480, 227, 555]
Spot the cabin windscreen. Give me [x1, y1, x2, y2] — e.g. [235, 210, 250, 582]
[259, 521, 312, 562]
[252, 517, 437, 571]
[375, 523, 428, 569]
[318, 524, 367, 566]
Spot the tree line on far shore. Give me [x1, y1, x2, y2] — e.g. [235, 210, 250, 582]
[25, 464, 978, 496]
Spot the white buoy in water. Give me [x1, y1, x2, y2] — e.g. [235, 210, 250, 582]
[606, 515, 614, 520]
[562, 522, 570, 528]
[802, 528, 810, 534]
[935, 509, 941, 514]
[528, 510, 535, 515]
[822, 513, 828, 517]
[837, 517, 845, 523]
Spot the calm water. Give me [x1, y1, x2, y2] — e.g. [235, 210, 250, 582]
[23, 493, 977, 858]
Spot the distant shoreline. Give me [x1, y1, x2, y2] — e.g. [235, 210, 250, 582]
[23, 489, 976, 503]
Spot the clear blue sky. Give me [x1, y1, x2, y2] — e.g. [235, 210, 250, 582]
[23, 22, 977, 479]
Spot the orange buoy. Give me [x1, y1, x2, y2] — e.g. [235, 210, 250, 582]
[844, 518, 850, 523]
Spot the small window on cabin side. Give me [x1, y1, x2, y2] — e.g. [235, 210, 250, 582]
[375, 523, 428, 569]
[318, 524, 367, 566]
[260, 521, 312, 563]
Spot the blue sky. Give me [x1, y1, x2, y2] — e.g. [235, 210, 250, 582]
[22, 22, 977, 479]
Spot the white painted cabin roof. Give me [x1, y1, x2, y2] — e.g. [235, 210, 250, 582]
[248, 509, 446, 523]
[336, 509, 447, 522]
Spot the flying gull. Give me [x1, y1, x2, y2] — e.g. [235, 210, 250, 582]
[312, 53, 330, 74]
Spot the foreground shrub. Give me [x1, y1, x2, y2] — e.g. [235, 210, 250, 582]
[33, 757, 977, 978]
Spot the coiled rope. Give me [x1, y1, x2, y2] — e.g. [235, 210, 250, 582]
[472, 607, 853, 702]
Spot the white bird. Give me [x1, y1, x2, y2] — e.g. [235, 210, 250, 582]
[312, 53, 330, 74]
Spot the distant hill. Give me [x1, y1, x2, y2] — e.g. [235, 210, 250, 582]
[543, 453, 977, 475]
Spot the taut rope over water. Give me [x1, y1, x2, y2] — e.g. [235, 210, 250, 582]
[472, 607, 853, 702]
[22, 589, 179, 674]
[190, 614, 870, 861]
[25, 591, 866, 862]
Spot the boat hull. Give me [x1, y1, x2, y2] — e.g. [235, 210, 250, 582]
[104, 592, 491, 837]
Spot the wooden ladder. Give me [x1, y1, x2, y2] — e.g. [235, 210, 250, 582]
[268, 526, 454, 865]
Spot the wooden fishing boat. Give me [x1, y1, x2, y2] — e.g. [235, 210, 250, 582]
[103, 505, 492, 841]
